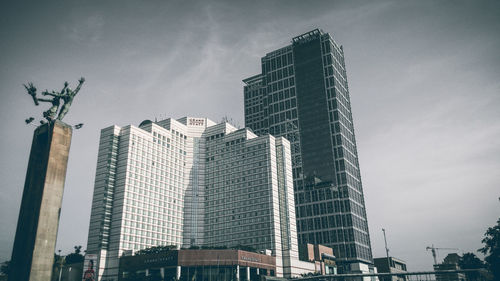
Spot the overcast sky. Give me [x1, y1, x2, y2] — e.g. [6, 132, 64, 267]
[1, 0, 499, 272]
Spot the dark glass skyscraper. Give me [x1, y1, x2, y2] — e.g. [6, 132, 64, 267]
[243, 29, 373, 270]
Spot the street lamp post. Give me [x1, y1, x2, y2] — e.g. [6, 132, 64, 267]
[58, 250, 64, 281]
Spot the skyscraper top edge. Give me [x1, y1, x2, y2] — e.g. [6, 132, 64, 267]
[264, 45, 293, 59]
[257, 29, 343, 60]
[242, 73, 263, 85]
[292, 28, 324, 44]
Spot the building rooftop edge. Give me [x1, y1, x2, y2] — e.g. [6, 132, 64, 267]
[374, 256, 407, 263]
[242, 73, 263, 85]
[292, 28, 324, 43]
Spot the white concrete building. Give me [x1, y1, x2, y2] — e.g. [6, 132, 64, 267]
[86, 117, 305, 281]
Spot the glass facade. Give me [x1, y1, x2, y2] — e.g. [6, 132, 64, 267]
[243, 29, 373, 265]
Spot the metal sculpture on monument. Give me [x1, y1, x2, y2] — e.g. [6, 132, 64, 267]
[9, 78, 85, 281]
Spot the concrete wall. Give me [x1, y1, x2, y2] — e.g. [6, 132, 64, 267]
[9, 121, 72, 281]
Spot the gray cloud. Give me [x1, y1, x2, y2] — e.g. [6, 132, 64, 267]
[60, 13, 105, 45]
[1, 0, 498, 272]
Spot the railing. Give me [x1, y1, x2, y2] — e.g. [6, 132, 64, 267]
[297, 269, 486, 281]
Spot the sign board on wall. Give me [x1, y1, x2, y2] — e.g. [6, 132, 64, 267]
[82, 254, 98, 281]
[188, 118, 205, 126]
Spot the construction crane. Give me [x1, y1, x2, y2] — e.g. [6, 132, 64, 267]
[426, 244, 459, 265]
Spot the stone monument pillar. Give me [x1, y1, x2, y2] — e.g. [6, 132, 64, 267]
[9, 120, 72, 281]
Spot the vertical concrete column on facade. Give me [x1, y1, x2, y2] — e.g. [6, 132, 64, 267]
[176, 266, 181, 280]
[236, 265, 240, 281]
[246, 266, 250, 281]
[145, 269, 149, 276]
[9, 121, 72, 281]
[160, 268, 165, 279]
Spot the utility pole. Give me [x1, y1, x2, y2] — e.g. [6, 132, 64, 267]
[382, 228, 390, 269]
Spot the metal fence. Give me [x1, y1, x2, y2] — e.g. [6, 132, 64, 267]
[296, 269, 487, 281]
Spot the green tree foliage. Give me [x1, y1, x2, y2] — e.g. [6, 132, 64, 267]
[65, 245, 84, 264]
[479, 217, 500, 281]
[231, 244, 257, 253]
[199, 245, 227, 250]
[52, 253, 65, 281]
[300, 271, 321, 277]
[185, 244, 256, 252]
[459, 253, 485, 281]
[135, 245, 177, 255]
[0, 260, 9, 276]
[459, 253, 484, 269]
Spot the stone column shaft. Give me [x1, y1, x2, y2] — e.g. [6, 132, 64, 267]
[9, 121, 72, 281]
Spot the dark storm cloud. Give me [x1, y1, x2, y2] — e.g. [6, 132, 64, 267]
[1, 0, 498, 271]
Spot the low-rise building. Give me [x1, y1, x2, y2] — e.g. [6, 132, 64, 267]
[374, 257, 407, 281]
[299, 244, 337, 275]
[118, 245, 336, 281]
[119, 249, 276, 281]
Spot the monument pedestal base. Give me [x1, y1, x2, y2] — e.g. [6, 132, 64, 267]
[9, 120, 72, 281]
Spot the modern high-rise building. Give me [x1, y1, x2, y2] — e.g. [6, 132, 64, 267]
[86, 117, 311, 281]
[243, 29, 373, 273]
